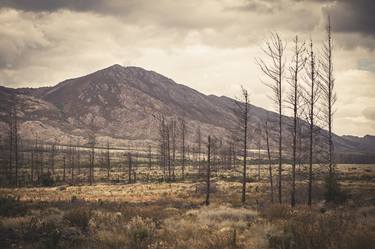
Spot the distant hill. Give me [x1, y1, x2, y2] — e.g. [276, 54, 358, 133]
[0, 64, 374, 161]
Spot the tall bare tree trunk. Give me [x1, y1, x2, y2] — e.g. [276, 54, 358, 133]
[256, 33, 286, 203]
[128, 152, 132, 184]
[205, 135, 211, 206]
[180, 119, 186, 180]
[106, 140, 110, 180]
[305, 39, 319, 206]
[288, 36, 306, 207]
[320, 16, 338, 202]
[265, 120, 274, 203]
[63, 155, 66, 182]
[13, 104, 19, 187]
[197, 127, 202, 174]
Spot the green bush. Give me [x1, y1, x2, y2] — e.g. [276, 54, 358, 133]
[0, 196, 26, 217]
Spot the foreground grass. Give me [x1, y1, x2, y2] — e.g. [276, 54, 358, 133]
[0, 164, 374, 249]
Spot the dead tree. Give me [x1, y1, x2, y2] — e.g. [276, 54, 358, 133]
[89, 141, 95, 185]
[304, 39, 320, 206]
[7, 94, 19, 186]
[265, 120, 274, 203]
[148, 145, 152, 181]
[8, 108, 13, 183]
[69, 139, 75, 183]
[234, 86, 250, 204]
[154, 114, 167, 181]
[50, 140, 56, 174]
[287, 36, 306, 207]
[196, 126, 202, 174]
[77, 139, 81, 175]
[128, 152, 132, 184]
[63, 155, 66, 182]
[167, 123, 171, 182]
[180, 118, 187, 179]
[320, 16, 338, 201]
[88, 116, 96, 185]
[205, 135, 211, 206]
[171, 119, 176, 181]
[106, 140, 110, 180]
[256, 32, 286, 203]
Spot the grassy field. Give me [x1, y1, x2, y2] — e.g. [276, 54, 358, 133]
[0, 164, 374, 249]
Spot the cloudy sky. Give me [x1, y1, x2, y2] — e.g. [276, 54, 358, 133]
[0, 0, 374, 136]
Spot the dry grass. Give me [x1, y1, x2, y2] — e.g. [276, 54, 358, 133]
[0, 164, 374, 249]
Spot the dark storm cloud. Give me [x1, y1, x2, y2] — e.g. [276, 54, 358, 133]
[0, 0, 107, 13]
[325, 0, 375, 36]
[295, 0, 375, 36]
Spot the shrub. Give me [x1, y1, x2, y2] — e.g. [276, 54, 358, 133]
[262, 204, 293, 221]
[0, 196, 27, 217]
[267, 210, 375, 249]
[43, 221, 61, 249]
[40, 172, 55, 187]
[126, 216, 156, 249]
[64, 207, 92, 232]
[324, 175, 346, 204]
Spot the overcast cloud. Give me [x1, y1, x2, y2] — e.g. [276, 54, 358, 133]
[0, 0, 374, 136]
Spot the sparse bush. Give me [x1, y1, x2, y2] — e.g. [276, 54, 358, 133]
[126, 216, 156, 249]
[43, 221, 61, 249]
[0, 196, 26, 217]
[262, 204, 293, 221]
[267, 209, 375, 249]
[64, 207, 92, 232]
[324, 175, 346, 204]
[40, 172, 55, 187]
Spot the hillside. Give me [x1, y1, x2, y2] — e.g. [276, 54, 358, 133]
[0, 64, 374, 157]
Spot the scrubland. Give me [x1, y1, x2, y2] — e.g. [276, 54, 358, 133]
[0, 164, 374, 249]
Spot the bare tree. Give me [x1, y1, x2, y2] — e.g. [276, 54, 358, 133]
[77, 139, 81, 175]
[63, 155, 66, 182]
[148, 145, 152, 181]
[88, 116, 96, 185]
[196, 126, 202, 174]
[128, 152, 132, 184]
[106, 140, 110, 180]
[180, 118, 187, 180]
[303, 39, 320, 206]
[320, 16, 338, 201]
[287, 36, 306, 207]
[256, 32, 286, 203]
[171, 119, 176, 181]
[265, 120, 274, 203]
[205, 135, 211, 206]
[233, 86, 250, 204]
[7, 94, 19, 186]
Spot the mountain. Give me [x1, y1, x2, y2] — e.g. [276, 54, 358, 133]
[0, 64, 374, 159]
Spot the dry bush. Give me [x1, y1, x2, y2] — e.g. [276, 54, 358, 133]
[94, 214, 156, 249]
[159, 205, 258, 249]
[266, 209, 375, 249]
[64, 207, 93, 232]
[0, 196, 27, 217]
[261, 204, 293, 221]
[126, 216, 156, 249]
[187, 205, 257, 229]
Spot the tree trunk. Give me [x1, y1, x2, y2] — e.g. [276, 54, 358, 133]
[205, 136, 211, 206]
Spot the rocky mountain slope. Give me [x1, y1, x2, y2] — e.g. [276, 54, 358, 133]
[0, 64, 374, 157]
